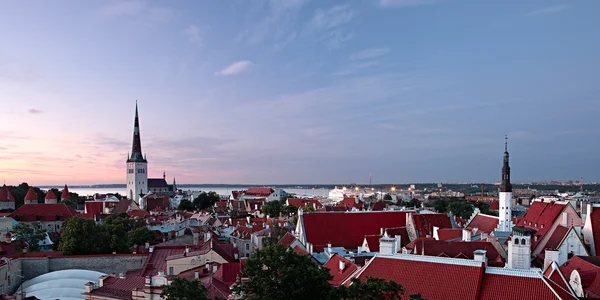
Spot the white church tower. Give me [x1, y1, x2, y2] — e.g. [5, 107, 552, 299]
[507, 228, 532, 269]
[497, 136, 514, 232]
[126, 102, 148, 203]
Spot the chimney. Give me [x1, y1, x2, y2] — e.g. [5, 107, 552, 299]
[327, 243, 332, 253]
[394, 235, 401, 252]
[380, 228, 384, 236]
[145, 241, 150, 249]
[433, 226, 440, 240]
[149, 246, 154, 253]
[246, 216, 251, 224]
[544, 249, 559, 271]
[562, 212, 568, 227]
[85, 282, 94, 293]
[379, 237, 396, 255]
[462, 229, 472, 242]
[473, 250, 487, 266]
[212, 265, 218, 273]
[339, 260, 346, 272]
[99, 275, 108, 287]
[194, 272, 199, 280]
[234, 253, 239, 260]
[185, 247, 190, 253]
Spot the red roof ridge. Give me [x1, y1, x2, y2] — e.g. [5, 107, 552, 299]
[24, 187, 37, 201]
[61, 184, 70, 199]
[45, 189, 57, 200]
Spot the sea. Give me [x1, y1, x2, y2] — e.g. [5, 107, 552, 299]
[63, 186, 331, 198]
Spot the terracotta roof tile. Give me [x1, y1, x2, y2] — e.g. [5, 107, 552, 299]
[9, 204, 77, 222]
[287, 198, 323, 210]
[560, 256, 600, 298]
[589, 206, 600, 255]
[436, 228, 463, 241]
[0, 185, 15, 202]
[479, 273, 565, 300]
[544, 225, 569, 251]
[61, 185, 70, 200]
[278, 232, 297, 247]
[44, 189, 57, 200]
[466, 214, 498, 234]
[517, 200, 567, 249]
[412, 213, 452, 238]
[413, 240, 505, 267]
[244, 188, 273, 197]
[24, 187, 37, 202]
[85, 201, 104, 215]
[301, 211, 411, 252]
[323, 254, 358, 286]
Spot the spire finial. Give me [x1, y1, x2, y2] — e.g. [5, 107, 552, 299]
[504, 135, 508, 152]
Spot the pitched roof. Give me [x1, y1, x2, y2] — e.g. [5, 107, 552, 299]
[479, 273, 566, 300]
[363, 235, 382, 252]
[127, 209, 150, 219]
[24, 187, 37, 202]
[111, 199, 134, 214]
[214, 262, 242, 284]
[301, 211, 410, 252]
[87, 275, 146, 300]
[85, 201, 104, 215]
[589, 206, 600, 255]
[323, 254, 358, 286]
[336, 197, 363, 210]
[287, 198, 323, 209]
[0, 185, 15, 202]
[148, 178, 169, 188]
[244, 187, 273, 197]
[9, 204, 78, 222]
[412, 213, 453, 238]
[517, 200, 569, 249]
[44, 190, 57, 200]
[543, 225, 569, 251]
[278, 232, 298, 247]
[412, 240, 505, 267]
[370, 201, 388, 211]
[489, 200, 499, 211]
[384, 227, 410, 248]
[61, 184, 70, 200]
[436, 228, 463, 241]
[559, 256, 600, 298]
[466, 214, 498, 234]
[141, 245, 191, 277]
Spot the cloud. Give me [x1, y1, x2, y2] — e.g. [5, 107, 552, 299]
[183, 25, 202, 44]
[215, 60, 254, 76]
[321, 29, 354, 50]
[28, 108, 43, 114]
[527, 5, 568, 16]
[307, 5, 357, 31]
[350, 47, 390, 60]
[378, 0, 437, 8]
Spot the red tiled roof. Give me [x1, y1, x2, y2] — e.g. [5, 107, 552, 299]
[489, 201, 499, 211]
[214, 262, 242, 284]
[287, 198, 323, 210]
[544, 225, 569, 251]
[292, 245, 309, 256]
[231, 190, 243, 200]
[278, 232, 297, 247]
[412, 213, 452, 238]
[384, 227, 410, 248]
[85, 201, 104, 215]
[590, 206, 600, 256]
[413, 240, 505, 267]
[9, 204, 77, 222]
[336, 197, 363, 210]
[0, 185, 15, 202]
[87, 276, 146, 300]
[61, 184, 70, 200]
[44, 189, 57, 200]
[141, 245, 191, 277]
[517, 200, 567, 249]
[436, 228, 463, 241]
[112, 199, 134, 214]
[352, 256, 484, 300]
[560, 256, 600, 298]
[404, 237, 435, 251]
[370, 201, 388, 211]
[245, 187, 274, 197]
[24, 187, 37, 202]
[479, 274, 563, 300]
[128, 209, 150, 219]
[145, 195, 170, 211]
[301, 211, 410, 252]
[466, 214, 498, 234]
[323, 254, 358, 286]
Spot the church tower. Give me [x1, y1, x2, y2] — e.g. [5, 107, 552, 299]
[126, 102, 148, 203]
[497, 136, 513, 232]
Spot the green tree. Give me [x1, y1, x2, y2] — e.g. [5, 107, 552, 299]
[178, 200, 195, 211]
[337, 277, 407, 300]
[99, 223, 131, 254]
[193, 192, 220, 210]
[261, 200, 283, 217]
[161, 277, 215, 300]
[447, 201, 474, 219]
[407, 198, 421, 208]
[59, 218, 100, 255]
[238, 244, 335, 300]
[12, 223, 46, 252]
[302, 204, 316, 213]
[383, 194, 393, 201]
[262, 224, 288, 247]
[129, 226, 156, 247]
[104, 213, 143, 232]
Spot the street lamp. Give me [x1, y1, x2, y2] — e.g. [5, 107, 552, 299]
[391, 186, 396, 192]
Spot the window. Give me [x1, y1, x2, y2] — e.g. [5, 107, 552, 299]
[521, 239, 526, 245]
[514, 238, 520, 245]
[246, 244, 250, 251]
[169, 267, 174, 276]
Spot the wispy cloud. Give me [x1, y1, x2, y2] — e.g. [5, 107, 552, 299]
[527, 5, 568, 16]
[183, 25, 202, 44]
[101, 1, 146, 16]
[321, 29, 354, 50]
[215, 60, 254, 76]
[28, 108, 43, 114]
[378, 0, 437, 8]
[307, 5, 357, 31]
[350, 47, 390, 60]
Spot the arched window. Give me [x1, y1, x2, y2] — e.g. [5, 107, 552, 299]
[521, 239, 526, 245]
[514, 238, 520, 245]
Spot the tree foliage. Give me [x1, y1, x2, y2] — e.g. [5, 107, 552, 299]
[129, 226, 156, 247]
[161, 277, 217, 300]
[383, 194, 393, 201]
[238, 244, 335, 300]
[193, 192, 220, 210]
[59, 218, 101, 255]
[12, 223, 46, 252]
[262, 224, 289, 247]
[407, 198, 421, 208]
[337, 277, 405, 300]
[178, 199, 195, 211]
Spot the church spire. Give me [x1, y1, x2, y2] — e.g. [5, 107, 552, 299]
[127, 101, 147, 163]
[501, 135, 511, 192]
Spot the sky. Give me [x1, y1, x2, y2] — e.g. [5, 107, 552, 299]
[0, 0, 599, 185]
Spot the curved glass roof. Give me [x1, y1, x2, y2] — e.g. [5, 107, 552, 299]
[18, 269, 105, 300]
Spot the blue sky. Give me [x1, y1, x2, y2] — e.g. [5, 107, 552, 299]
[0, 0, 599, 185]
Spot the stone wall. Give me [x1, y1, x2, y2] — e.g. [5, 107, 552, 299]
[21, 255, 147, 280]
